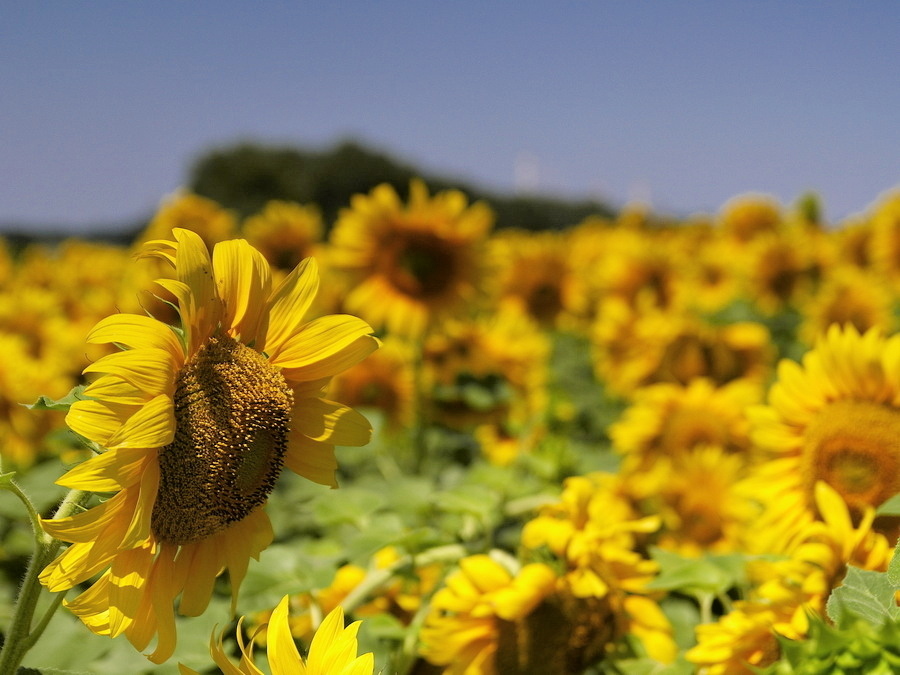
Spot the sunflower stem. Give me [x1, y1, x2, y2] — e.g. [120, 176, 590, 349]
[0, 489, 89, 674]
[339, 544, 466, 616]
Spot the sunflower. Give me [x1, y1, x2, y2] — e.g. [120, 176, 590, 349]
[242, 200, 324, 273]
[329, 179, 494, 338]
[687, 482, 892, 674]
[423, 304, 550, 430]
[418, 554, 562, 674]
[488, 229, 582, 329]
[741, 324, 900, 552]
[718, 193, 783, 242]
[743, 231, 814, 314]
[797, 264, 895, 345]
[180, 600, 373, 675]
[868, 191, 900, 286]
[39, 229, 379, 662]
[137, 190, 237, 249]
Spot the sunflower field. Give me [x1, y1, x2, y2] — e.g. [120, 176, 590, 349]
[1, 182, 900, 675]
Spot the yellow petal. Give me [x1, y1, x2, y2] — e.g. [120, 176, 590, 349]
[56, 446, 149, 492]
[178, 540, 223, 617]
[267, 595, 303, 675]
[105, 394, 175, 450]
[66, 399, 137, 447]
[213, 239, 272, 345]
[292, 398, 372, 446]
[41, 489, 132, 542]
[172, 228, 221, 354]
[108, 545, 154, 637]
[274, 316, 379, 382]
[84, 348, 176, 398]
[261, 257, 319, 356]
[284, 435, 338, 488]
[88, 314, 184, 362]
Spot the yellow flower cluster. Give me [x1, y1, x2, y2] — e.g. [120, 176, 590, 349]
[5, 183, 900, 674]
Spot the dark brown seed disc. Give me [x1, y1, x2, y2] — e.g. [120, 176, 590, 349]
[151, 334, 293, 545]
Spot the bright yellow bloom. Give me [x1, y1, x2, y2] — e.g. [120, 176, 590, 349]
[329, 180, 494, 338]
[687, 482, 892, 674]
[180, 600, 373, 675]
[741, 324, 900, 552]
[39, 229, 379, 662]
[419, 555, 558, 674]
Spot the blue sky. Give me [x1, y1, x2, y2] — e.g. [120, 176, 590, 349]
[2, 2, 898, 232]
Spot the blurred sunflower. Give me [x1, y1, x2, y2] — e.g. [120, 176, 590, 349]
[741, 324, 900, 552]
[592, 303, 774, 397]
[423, 304, 549, 430]
[743, 231, 814, 314]
[868, 191, 900, 286]
[242, 200, 324, 273]
[718, 193, 783, 242]
[327, 337, 415, 433]
[488, 229, 582, 329]
[39, 229, 379, 662]
[180, 599, 373, 675]
[329, 180, 494, 338]
[520, 473, 677, 665]
[687, 482, 892, 674]
[797, 264, 895, 345]
[610, 378, 760, 478]
[137, 190, 237, 249]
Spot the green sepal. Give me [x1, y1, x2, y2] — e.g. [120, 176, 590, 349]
[23, 384, 91, 412]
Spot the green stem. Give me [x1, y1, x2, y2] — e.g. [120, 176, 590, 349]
[0, 489, 89, 674]
[340, 544, 466, 616]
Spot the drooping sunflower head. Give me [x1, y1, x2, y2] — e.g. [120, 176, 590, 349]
[742, 324, 900, 551]
[329, 179, 494, 338]
[41, 228, 379, 663]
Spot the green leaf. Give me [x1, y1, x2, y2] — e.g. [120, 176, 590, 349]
[24, 385, 91, 412]
[876, 493, 900, 517]
[826, 566, 900, 629]
[887, 537, 900, 588]
[645, 547, 747, 596]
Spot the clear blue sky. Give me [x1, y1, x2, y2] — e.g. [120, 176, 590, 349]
[2, 2, 898, 233]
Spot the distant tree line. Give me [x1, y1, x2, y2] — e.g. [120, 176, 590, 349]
[189, 140, 615, 232]
[0, 140, 616, 249]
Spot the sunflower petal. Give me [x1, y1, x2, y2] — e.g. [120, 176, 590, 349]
[105, 395, 175, 450]
[213, 239, 272, 345]
[274, 315, 379, 382]
[267, 595, 303, 675]
[172, 228, 221, 353]
[261, 257, 319, 356]
[88, 314, 184, 361]
[66, 399, 138, 447]
[293, 398, 372, 446]
[284, 435, 338, 488]
[84, 348, 176, 398]
[56, 446, 149, 492]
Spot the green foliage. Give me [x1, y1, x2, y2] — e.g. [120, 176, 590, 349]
[188, 139, 614, 230]
[825, 566, 900, 629]
[24, 385, 90, 413]
[646, 547, 751, 598]
[762, 616, 900, 675]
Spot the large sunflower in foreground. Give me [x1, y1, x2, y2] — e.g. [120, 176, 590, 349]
[39, 228, 379, 663]
[328, 179, 494, 338]
[741, 324, 900, 552]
